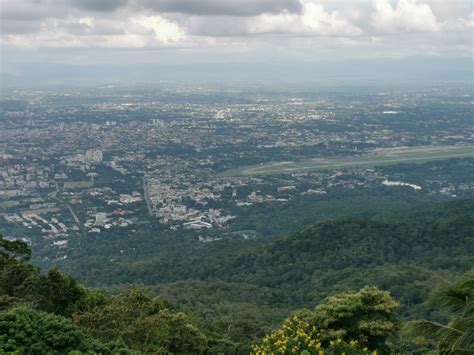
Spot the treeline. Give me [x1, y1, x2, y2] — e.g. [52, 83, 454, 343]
[2, 199, 473, 353]
[67, 200, 473, 312]
[0, 237, 211, 353]
[1, 237, 473, 353]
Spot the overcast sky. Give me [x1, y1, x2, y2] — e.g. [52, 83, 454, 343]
[1, 0, 473, 82]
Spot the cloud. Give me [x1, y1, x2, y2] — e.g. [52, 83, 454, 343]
[0, 0, 67, 30]
[371, 0, 439, 33]
[301, 1, 362, 35]
[459, 11, 474, 29]
[70, 0, 129, 12]
[2, 15, 185, 49]
[133, 15, 186, 43]
[249, 1, 362, 36]
[138, 0, 302, 16]
[1, 19, 44, 35]
[1, 0, 471, 64]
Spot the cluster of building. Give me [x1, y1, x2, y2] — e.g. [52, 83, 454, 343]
[1, 86, 473, 249]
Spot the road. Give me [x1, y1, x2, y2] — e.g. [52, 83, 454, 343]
[54, 182, 83, 233]
[142, 177, 154, 217]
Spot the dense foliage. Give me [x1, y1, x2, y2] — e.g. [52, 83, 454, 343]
[72, 200, 473, 313]
[404, 272, 474, 354]
[50, 186, 459, 286]
[0, 307, 123, 354]
[74, 287, 208, 354]
[253, 287, 399, 354]
[312, 287, 399, 351]
[0, 236, 207, 353]
[252, 311, 371, 355]
[1, 198, 473, 353]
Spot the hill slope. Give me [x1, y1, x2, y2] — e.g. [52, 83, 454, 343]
[69, 200, 473, 316]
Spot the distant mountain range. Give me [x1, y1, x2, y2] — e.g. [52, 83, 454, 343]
[2, 57, 472, 88]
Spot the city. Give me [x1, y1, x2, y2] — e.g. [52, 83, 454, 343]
[1, 84, 473, 258]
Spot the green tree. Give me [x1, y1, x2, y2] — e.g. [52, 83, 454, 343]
[0, 307, 122, 354]
[24, 268, 86, 316]
[252, 310, 371, 354]
[0, 236, 31, 264]
[404, 271, 474, 354]
[0, 236, 88, 316]
[313, 286, 399, 351]
[0, 236, 37, 296]
[252, 287, 398, 354]
[75, 286, 208, 353]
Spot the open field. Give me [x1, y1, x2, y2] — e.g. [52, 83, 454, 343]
[64, 180, 94, 189]
[222, 145, 474, 177]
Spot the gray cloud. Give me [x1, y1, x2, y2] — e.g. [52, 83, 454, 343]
[1, 0, 472, 72]
[139, 0, 302, 16]
[70, 0, 129, 12]
[1, 19, 43, 34]
[1, 0, 64, 21]
[1, 0, 66, 34]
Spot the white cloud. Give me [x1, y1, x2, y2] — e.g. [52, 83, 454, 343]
[301, 1, 362, 35]
[371, 0, 439, 33]
[133, 16, 186, 43]
[459, 11, 474, 29]
[249, 12, 300, 34]
[249, 1, 362, 36]
[1, 0, 471, 63]
[1, 15, 186, 49]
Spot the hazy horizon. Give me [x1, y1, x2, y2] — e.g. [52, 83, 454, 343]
[2, 0, 473, 87]
[1, 57, 472, 88]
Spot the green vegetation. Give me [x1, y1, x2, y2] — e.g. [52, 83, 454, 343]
[0, 236, 207, 354]
[0, 307, 124, 354]
[312, 287, 399, 351]
[253, 286, 399, 354]
[74, 287, 208, 354]
[1, 198, 473, 353]
[153, 280, 291, 352]
[64, 180, 94, 189]
[252, 312, 370, 355]
[71, 199, 473, 313]
[223, 145, 474, 176]
[404, 272, 474, 354]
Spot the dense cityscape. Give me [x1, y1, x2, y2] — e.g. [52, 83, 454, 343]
[1, 84, 473, 259]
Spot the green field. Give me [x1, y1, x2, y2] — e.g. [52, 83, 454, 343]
[222, 145, 474, 177]
[0, 201, 19, 209]
[64, 180, 94, 189]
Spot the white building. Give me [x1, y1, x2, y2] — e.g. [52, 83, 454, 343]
[85, 149, 103, 163]
[95, 212, 107, 226]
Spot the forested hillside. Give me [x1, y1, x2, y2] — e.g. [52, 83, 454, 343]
[1, 236, 473, 353]
[1, 199, 473, 353]
[70, 199, 473, 311]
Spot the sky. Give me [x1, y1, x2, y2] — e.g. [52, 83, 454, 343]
[1, 0, 473, 84]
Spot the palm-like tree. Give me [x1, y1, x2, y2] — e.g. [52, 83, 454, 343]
[405, 272, 474, 354]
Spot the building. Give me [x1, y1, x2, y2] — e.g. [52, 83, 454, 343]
[95, 212, 107, 226]
[85, 149, 103, 163]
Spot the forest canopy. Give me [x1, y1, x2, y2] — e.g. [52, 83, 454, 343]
[1, 199, 473, 353]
